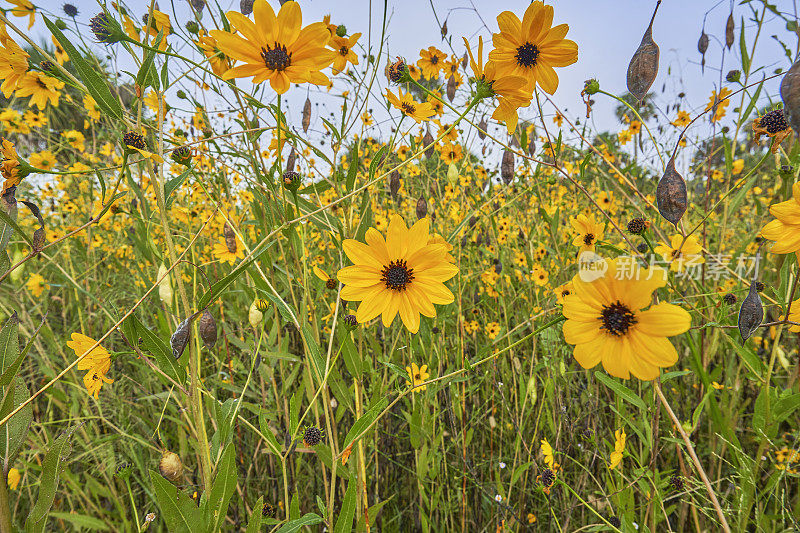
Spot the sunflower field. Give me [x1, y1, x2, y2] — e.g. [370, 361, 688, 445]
[0, 0, 799, 530]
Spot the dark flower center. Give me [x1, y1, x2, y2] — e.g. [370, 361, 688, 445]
[338, 46, 349, 56]
[430, 56, 439, 65]
[381, 259, 414, 291]
[414, 373, 421, 380]
[515, 42, 540, 68]
[400, 102, 416, 116]
[261, 44, 292, 71]
[599, 301, 637, 336]
[583, 233, 594, 245]
[759, 109, 789, 134]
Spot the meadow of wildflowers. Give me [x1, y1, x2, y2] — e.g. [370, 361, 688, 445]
[0, 0, 798, 531]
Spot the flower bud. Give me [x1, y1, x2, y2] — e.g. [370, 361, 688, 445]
[582, 78, 600, 95]
[336, 25, 347, 37]
[249, 300, 264, 328]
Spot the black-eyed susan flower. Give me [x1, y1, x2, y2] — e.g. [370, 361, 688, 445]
[540, 439, 559, 471]
[26, 273, 47, 297]
[553, 281, 574, 305]
[337, 215, 458, 333]
[671, 110, 691, 127]
[562, 258, 691, 380]
[29, 150, 56, 171]
[752, 109, 792, 153]
[67, 332, 114, 399]
[210, 0, 335, 94]
[705, 87, 732, 122]
[385, 88, 435, 123]
[570, 213, 603, 253]
[405, 362, 430, 391]
[761, 182, 800, 254]
[487, 1, 578, 94]
[654, 234, 704, 273]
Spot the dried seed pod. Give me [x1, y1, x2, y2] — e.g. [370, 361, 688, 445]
[286, 146, 297, 173]
[626, 1, 661, 103]
[698, 30, 708, 73]
[32, 227, 45, 252]
[461, 52, 468, 70]
[170, 312, 198, 359]
[423, 129, 435, 158]
[738, 283, 763, 342]
[389, 170, 400, 201]
[655, 156, 687, 226]
[447, 75, 456, 102]
[725, 12, 734, 49]
[441, 20, 448, 38]
[198, 310, 217, 349]
[780, 58, 800, 136]
[416, 197, 428, 219]
[478, 119, 488, 140]
[302, 97, 311, 133]
[223, 222, 236, 253]
[501, 149, 514, 184]
[240, 0, 253, 15]
[159, 451, 183, 483]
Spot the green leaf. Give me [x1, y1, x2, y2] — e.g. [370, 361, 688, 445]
[774, 393, 800, 424]
[355, 497, 390, 532]
[334, 476, 357, 533]
[136, 31, 163, 91]
[342, 396, 389, 451]
[165, 167, 192, 209]
[0, 313, 19, 377]
[0, 377, 32, 472]
[48, 513, 109, 530]
[25, 430, 73, 532]
[207, 444, 237, 532]
[149, 470, 205, 533]
[265, 292, 297, 324]
[739, 18, 750, 74]
[245, 496, 263, 533]
[124, 314, 186, 383]
[594, 371, 647, 412]
[275, 513, 323, 533]
[44, 16, 123, 120]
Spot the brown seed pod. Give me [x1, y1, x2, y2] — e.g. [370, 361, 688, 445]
[170, 312, 199, 359]
[199, 310, 217, 350]
[478, 119, 488, 140]
[32, 227, 45, 252]
[626, 1, 661, 103]
[501, 149, 514, 184]
[698, 30, 708, 73]
[725, 12, 734, 49]
[441, 20, 448, 38]
[780, 58, 800, 136]
[738, 283, 763, 342]
[416, 197, 427, 219]
[223, 222, 236, 253]
[240, 0, 253, 15]
[302, 97, 311, 133]
[447, 76, 456, 102]
[461, 52, 468, 70]
[286, 146, 297, 173]
[423, 129, 435, 158]
[656, 156, 687, 226]
[389, 170, 400, 202]
[159, 451, 183, 483]
[527, 138, 536, 156]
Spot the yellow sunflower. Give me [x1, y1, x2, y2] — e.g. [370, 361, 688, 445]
[0, 32, 29, 98]
[488, 1, 578, 94]
[337, 215, 459, 333]
[210, 0, 335, 94]
[654, 234, 704, 273]
[67, 332, 115, 399]
[562, 259, 691, 380]
[761, 181, 800, 254]
[30, 150, 56, 171]
[439, 142, 463, 164]
[463, 36, 531, 134]
[570, 213, 603, 253]
[14, 72, 64, 109]
[1, 137, 21, 194]
[405, 362, 431, 391]
[386, 88, 435, 123]
[330, 32, 361, 74]
[417, 46, 447, 79]
[197, 30, 231, 77]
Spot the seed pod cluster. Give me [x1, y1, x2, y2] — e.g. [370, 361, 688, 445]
[501, 149, 514, 184]
[626, 1, 661, 103]
[199, 310, 217, 349]
[656, 156, 687, 226]
[738, 283, 763, 342]
[780, 58, 800, 136]
[302, 97, 311, 133]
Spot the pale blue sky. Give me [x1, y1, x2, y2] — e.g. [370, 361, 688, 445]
[18, 0, 799, 166]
